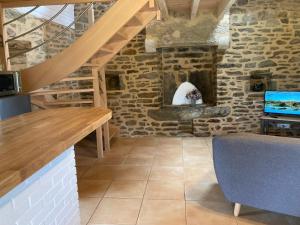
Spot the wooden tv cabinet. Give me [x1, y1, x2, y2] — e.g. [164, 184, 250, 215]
[260, 115, 300, 135]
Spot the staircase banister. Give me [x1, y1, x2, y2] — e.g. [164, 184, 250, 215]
[20, 0, 151, 93]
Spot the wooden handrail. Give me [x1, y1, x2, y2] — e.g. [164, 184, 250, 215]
[20, 0, 150, 93]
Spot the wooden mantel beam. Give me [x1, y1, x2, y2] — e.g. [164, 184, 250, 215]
[155, 0, 169, 19]
[215, 0, 235, 21]
[0, 0, 113, 8]
[191, 0, 201, 20]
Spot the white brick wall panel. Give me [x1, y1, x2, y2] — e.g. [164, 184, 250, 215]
[0, 148, 80, 225]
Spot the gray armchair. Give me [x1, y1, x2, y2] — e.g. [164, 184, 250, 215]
[213, 133, 300, 217]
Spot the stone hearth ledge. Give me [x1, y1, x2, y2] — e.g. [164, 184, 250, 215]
[148, 105, 231, 121]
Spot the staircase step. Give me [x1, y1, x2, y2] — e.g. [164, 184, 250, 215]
[44, 100, 94, 105]
[110, 32, 128, 43]
[31, 88, 95, 96]
[82, 63, 100, 67]
[125, 16, 143, 27]
[60, 76, 95, 82]
[103, 40, 128, 52]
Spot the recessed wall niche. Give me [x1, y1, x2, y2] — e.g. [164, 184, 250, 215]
[250, 71, 273, 92]
[161, 46, 217, 106]
[106, 72, 125, 91]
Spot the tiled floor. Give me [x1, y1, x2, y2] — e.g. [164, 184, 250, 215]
[75, 137, 300, 225]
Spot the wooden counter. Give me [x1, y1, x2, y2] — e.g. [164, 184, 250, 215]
[0, 107, 112, 197]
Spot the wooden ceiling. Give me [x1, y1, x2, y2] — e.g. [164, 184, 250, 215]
[156, 0, 235, 20]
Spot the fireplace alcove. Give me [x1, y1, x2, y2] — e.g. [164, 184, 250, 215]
[148, 46, 230, 124]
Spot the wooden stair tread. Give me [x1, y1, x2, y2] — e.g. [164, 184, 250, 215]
[31, 88, 95, 95]
[82, 63, 101, 67]
[125, 16, 143, 27]
[60, 76, 95, 82]
[44, 100, 94, 105]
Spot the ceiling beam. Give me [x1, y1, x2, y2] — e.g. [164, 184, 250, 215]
[215, 0, 235, 21]
[0, 0, 113, 8]
[155, 0, 169, 19]
[190, 0, 201, 20]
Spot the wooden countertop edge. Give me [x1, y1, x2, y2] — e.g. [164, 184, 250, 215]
[0, 108, 112, 198]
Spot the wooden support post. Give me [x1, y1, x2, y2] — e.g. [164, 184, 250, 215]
[0, 5, 11, 71]
[88, 3, 105, 158]
[92, 67, 104, 158]
[103, 122, 110, 151]
[95, 127, 104, 158]
[99, 67, 110, 152]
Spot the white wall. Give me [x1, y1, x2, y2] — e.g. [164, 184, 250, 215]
[0, 147, 80, 225]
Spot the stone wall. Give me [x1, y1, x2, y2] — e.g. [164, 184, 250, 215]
[195, 0, 300, 136]
[105, 0, 300, 137]
[5, 9, 75, 71]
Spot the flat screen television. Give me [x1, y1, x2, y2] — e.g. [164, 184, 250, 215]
[264, 91, 300, 116]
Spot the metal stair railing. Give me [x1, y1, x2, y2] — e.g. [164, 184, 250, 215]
[3, 6, 40, 26]
[6, 4, 69, 43]
[5, 2, 94, 60]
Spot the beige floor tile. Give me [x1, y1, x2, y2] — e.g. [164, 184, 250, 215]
[90, 198, 142, 225]
[184, 155, 214, 167]
[76, 156, 97, 167]
[105, 180, 147, 198]
[183, 147, 211, 158]
[108, 146, 133, 156]
[115, 165, 151, 181]
[83, 165, 120, 180]
[133, 137, 160, 147]
[95, 154, 126, 165]
[153, 155, 184, 167]
[183, 138, 208, 148]
[78, 180, 111, 198]
[158, 137, 183, 147]
[236, 206, 290, 225]
[184, 166, 217, 183]
[124, 154, 154, 166]
[130, 146, 158, 156]
[185, 181, 226, 202]
[79, 197, 101, 225]
[156, 147, 183, 157]
[145, 180, 185, 200]
[77, 166, 91, 179]
[76, 137, 293, 225]
[150, 166, 184, 181]
[186, 200, 237, 225]
[138, 199, 186, 225]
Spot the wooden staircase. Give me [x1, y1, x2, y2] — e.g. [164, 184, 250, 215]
[0, 0, 157, 158]
[19, 0, 157, 93]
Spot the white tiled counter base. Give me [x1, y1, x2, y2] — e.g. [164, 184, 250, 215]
[0, 147, 80, 225]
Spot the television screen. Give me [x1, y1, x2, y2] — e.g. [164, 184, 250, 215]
[264, 91, 300, 116]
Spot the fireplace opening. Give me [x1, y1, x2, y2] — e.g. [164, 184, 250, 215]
[161, 46, 217, 107]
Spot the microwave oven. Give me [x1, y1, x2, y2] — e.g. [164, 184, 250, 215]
[0, 72, 22, 97]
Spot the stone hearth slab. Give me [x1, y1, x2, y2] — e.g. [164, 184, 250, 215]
[148, 106, 230, 121]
